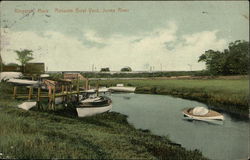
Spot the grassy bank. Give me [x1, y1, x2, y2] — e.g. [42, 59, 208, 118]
[0, 107, 206, 159]
[95, 78, 249, 114]
[0, 82, 207, 159]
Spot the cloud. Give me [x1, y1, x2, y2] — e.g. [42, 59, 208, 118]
[0, 22, 227, 71]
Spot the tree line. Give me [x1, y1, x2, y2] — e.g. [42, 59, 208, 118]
[198, 40, 249, 75]
[1, 40, 248, 76]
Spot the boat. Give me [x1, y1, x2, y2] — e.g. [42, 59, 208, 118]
[109, 84, 136, 92]
[80, 87, 110, 101]
[76, 96, 112, 117]
[84, 87, 109, 94]
[7, 79, 39, 86]
[18, 101, 37, 110]
[0, 72, 22, 81]
[182, 106, 224, 121]
[40, 74, 50, 78]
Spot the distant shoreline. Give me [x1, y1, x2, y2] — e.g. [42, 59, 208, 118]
[94, 77, 249, 117]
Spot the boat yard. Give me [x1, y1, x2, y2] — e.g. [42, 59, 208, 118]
[4, 70, 135, 114]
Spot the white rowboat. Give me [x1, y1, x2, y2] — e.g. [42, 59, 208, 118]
[77, 96, 112, 117]
[182, 107, 224, 121]
[109, 86, 136, 92]
[76, 104, 112, 117]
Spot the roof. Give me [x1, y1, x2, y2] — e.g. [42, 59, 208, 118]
[63, 73, 87, 80]
[43, 79, 72, 87]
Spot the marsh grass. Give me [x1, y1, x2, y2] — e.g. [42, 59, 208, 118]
[0, 82, 22, 108]
[0, 107, 207, 159]
[95, 79, 249, 113]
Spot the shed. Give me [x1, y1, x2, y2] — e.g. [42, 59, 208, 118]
[24, 63, 45, 74]
[43, 79, 72, 92]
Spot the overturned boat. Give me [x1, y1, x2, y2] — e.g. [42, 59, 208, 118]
[18, 101, 37, 110]
[182, 106, 224, 121]
[7, 79, 39, 86]
[76, 96, 112, 117]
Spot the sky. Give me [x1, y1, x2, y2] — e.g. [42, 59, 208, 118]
[0, 1, 249, 71]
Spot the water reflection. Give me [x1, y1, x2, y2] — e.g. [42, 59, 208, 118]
[207, 105, 249, 122]
[123, 96, 131, 100]
[182, 118, 224, 126]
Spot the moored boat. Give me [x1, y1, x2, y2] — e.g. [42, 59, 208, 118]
[84, 87, 109, 94]
[182, 106, 224, 121]
[76, 96, 112, 117]
[109, 84, 136, 93]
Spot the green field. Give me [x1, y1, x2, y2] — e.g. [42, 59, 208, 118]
[0, 82, 207, 159]
[95, 79, 249, 114]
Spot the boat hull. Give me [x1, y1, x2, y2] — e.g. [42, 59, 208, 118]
[7, 79, 39, 86]
[18, 101, 37, 110]
[109, 86, 136, 92]
[85, 87, 109, 93]
[76, 104, 112, 117]
[183, 112, 224, 121]
[182, 108, 224, 121]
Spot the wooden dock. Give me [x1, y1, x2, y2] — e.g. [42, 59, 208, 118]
[13, 86, 86, 110]
[13, 75, 90, 110]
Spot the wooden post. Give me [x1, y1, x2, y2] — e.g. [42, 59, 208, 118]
[65, 85, 68, 104]
[48, 86, 52, 110]
[69, 84, 72, 102]
[48, 86, 52, 96]
[28, 87, 33, 100]
[96, 80, 99, 96]
[37, 88, 41, 102]
[52, 87, 56, 110]
[31, 87, 33, 97]
[37, 87, 41, 109]
[85, 79, 89, 90]
[13, 86, 17, 99]
[61, 85, 65, 103]
[77, 76, 79, 102]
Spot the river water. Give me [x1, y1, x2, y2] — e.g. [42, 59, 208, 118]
[109, 93, 249, 160]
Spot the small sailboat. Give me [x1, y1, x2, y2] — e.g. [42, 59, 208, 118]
[182, 106, 224, 121]
[76, 96, 112, 117]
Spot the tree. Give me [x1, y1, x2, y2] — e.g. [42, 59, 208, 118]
[226, 40, 249, 74]
[198, 50, 225, 75]
[121, 66, 132, 72]
[100, 67, 110, 72]
[15, 49, 34, 67]
[0, 54, 3, 72]
[198, 40, 249, 75]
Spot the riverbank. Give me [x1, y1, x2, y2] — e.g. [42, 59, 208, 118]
[0, 82, 207, 159]
[0, 107, 207, 159]
[95, 78, 249, 115]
